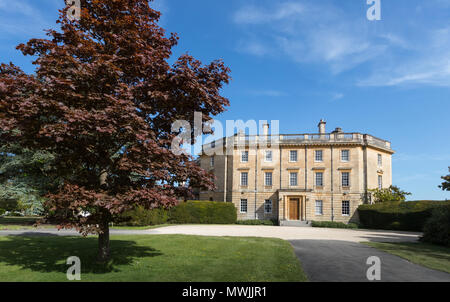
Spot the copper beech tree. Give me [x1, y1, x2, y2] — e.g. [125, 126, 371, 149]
[0, 0, 230, 261]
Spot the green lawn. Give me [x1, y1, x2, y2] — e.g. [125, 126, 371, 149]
[0, 235, 307, 282]
[364, 242, 450, 274]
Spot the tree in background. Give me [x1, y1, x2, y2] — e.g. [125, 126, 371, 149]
[439, 167, 450, 191]
[0, 0, 230, 261]
[369, 185, 412, 203]
[0, 143, 57, 215]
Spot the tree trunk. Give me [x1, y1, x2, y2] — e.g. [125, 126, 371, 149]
[97, 220, 110, 262]
[98, 172, 110, 262]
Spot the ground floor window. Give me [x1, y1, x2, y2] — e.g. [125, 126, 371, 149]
[240, 199, 248, 213]
[315, 200, 323, 215]
[342, 201, 350, 216]
[264, 199, 272, 214]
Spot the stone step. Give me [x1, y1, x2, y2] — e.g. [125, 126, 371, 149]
[280, 220, 312, 227]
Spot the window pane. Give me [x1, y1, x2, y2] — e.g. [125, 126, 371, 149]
[290, 172, 298, 186]
[290, 150, 297, 162]
[240, 199, 248, 213]
[265, 150, 272, 162]
[378, 175, 383, 189]
[265, 172, 273, 186]
[341, 150, 349, 161]
[315, 200, 323, 215]
[315, 150, 323, 161]
[241, 172, 248, 186]
[315, 172, 323, 186]
[264, 199, 272, 213]
[342, 172, 350, 187]
[342, 201, 350, 215]
[242, 151, 249, 162]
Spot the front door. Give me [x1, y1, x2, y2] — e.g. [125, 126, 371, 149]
[289, 198, 300, 220]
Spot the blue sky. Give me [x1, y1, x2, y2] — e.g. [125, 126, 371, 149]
[0, 0, 449, 200]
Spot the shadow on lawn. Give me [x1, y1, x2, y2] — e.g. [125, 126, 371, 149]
[0, 235, 163, 274]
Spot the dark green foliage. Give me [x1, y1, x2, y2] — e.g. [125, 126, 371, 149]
[236, 219, 278, 226]
[358, 200, 450, 231]
[311, 221, 359, 229]
[421, 206, 450, 247]
[119, 206, 170, 226]
[120, 201, 237, 226]
[439, 167, 450, 191]
[170, 201, 237, 224]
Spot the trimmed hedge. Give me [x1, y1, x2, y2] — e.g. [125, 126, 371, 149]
[120, 206, 170, 226]
[236, 219, 278, 226]
[421, 205, 450, 247]
[311, 221, 359, 229]
[120, 201, 237, 226]
[170, 201, 237, 224]
[358, 200, 450, 232]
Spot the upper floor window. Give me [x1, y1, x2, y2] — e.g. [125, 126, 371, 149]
[341, 150, 350, 162]
[378, 175, 383, 189]
[290, 172, 298, 187]
[265, 172, 273, 186]
[240, 199, 248, 213]
[210, 156, 214, 167]
[264, 199, 272, 214]
[342, 172, 350, 187]
[377, 154, 382, 166]
[240, 172, 248, 186]
[315, 150, 323, 162]
[315, 172, 324, 187]
[290, 150, 298, 162]
[315, 200, 323, 215]
[211, 141, 215, 148]
[342, 201, 350, 216]
[241, 151, 249, 163]
[265, 150, 273, 162]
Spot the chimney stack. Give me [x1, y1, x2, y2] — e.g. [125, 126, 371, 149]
[318, 119, 326, 134]
[262, 123, 270, 136]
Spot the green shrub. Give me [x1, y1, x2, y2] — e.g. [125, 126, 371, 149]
[421, 205, 450, 247]
[120, 206, 170, 226]
[311, 221, 359, 229]
[169, 201, 237, 224]
[236, 219, 278, 226]
[358, 200, 450, 231]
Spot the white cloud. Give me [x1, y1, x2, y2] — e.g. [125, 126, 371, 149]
[233, 1, 386, 74]
[359, 27, 450, 87]
[233, 2, 304, 24]
[0, 0, 51, 36]
[233, 1, 450, 87]
[331, 93, 344, 101]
